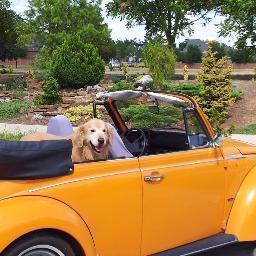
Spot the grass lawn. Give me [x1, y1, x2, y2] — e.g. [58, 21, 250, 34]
[0, 131, 24, 141]
[234, 124, 256, 134]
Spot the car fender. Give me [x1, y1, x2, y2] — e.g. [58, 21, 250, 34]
[0, 195, 96, 256]
[226, 165, 256, 241]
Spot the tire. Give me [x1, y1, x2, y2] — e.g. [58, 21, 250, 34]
[2, 232, 76, 256]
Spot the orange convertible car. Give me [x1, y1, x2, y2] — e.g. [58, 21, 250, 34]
[0, 90, 256, 256]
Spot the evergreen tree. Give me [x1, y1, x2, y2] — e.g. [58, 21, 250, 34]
[197, 41, 234, 129]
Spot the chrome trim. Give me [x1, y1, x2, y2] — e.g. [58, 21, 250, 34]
[244, 154, 256, 159]
[29, 169, 139, 193]
[224, 154, 245, 160]
[139, 147, 214, 159]
[141, 158, 223, 173]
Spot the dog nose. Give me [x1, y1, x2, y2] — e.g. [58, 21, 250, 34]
[98, 138, 105, 145]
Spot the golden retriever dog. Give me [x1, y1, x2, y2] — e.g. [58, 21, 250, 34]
[21, 119, 113, 163]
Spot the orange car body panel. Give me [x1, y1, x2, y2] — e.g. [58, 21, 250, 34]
[0, 196, 96, 255]
[140, 147, 226, 255]
[0, 93, 256, 255]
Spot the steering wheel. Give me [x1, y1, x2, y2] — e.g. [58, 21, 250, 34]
[122, 128, 147, 157]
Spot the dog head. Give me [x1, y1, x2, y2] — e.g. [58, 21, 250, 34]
[73, 119, 113, 155]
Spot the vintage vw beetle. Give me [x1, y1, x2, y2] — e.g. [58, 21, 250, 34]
[0, 90, 256, 256]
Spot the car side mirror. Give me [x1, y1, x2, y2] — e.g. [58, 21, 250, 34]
[212, 134, 223, 148]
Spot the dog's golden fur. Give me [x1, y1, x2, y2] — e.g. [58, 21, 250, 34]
[21, 119, 113, 163]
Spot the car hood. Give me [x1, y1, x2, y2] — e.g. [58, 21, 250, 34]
[223, 137, 256, 155]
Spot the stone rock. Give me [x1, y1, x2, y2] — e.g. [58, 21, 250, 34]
[33, 108, 48, 113]
[135, 75, 153, 89]
[61, 103, 71, 108]
[62, 98, 75, 104]
[32, 114, 45, 121]
[43, 112, 62, 117]
[86, 84, 104, 92]
[0, 98, 11, 103]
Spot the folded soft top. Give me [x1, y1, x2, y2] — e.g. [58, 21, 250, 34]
[0, 140, 74, 180]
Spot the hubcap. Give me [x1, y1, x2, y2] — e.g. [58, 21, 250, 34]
[18, 245, 65, 256]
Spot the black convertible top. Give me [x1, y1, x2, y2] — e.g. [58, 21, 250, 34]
[0, 140, 74, 180]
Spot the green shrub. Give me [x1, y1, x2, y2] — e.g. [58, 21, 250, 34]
[197, 41, 234, 129]
[120, 105, 182, 128]
[109, 75, 124, 84]
[0, 100, 30, 120]
[231, 88, 244, 101]
[0, 131, 24, 141]
[31, 48, 52, 82]
[51, 37, 105, 89]
[0, 69, 7, 74]
[109, 81, 135, 92]
[167, 83, 203, 97]
[143, 42, 176, 90]
[65, 105, 103, 123]
[39, 77, 62, 105]
[33, 69, 51, 82]
[235, 124, 256, 134]
[3, 77, 27, 91]
[0, 68, 13, 74]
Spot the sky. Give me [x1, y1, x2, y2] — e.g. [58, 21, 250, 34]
[11, 0, 235, 47]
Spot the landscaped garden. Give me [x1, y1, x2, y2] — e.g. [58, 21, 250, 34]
[1, 0, 255, 138]
[0, 40, 253, 137]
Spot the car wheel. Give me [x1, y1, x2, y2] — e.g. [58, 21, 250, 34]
[2, 232, 76, 256]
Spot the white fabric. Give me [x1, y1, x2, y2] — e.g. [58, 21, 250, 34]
[98, 90, 143, 100]
[108, 124, 133, 158]
[147, 92, 186, 106]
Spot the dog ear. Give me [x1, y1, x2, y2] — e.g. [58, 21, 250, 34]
[72, 125, 86, 148]
[107, 125, 113, 146]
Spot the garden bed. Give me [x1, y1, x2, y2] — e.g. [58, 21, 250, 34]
[0, 73, 254, 133]
[0, 73, 26, 83]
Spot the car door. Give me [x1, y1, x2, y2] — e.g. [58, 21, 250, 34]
[38, 157, 143, 256]
[139, 109, 226, 255]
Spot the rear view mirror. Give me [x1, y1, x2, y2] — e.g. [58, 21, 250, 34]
[212, 134, 223, 147]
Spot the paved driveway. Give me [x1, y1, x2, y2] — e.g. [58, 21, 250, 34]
[231, 134, 256, 145]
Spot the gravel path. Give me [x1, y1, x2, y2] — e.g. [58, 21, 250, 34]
[224, 80, 256, 129]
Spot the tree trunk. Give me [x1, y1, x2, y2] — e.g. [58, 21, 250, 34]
[166, 30, 176, 48]
[166, 10, 176, 47]
[15, 59, 17, 69]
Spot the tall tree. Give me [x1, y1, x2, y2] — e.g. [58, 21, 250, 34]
[19, 0, 115, 61]
[0, 0, 10, 9]
[115, 39, 144, 60]
[0, 2, 27, 67]
[197, 41, 233, 129]
[227, 48, 254, 64]
[184, 45, 202, 64]
[220, 0, 256, 50]
[107, 0, 221, 46]
[211, 41, 227, 59]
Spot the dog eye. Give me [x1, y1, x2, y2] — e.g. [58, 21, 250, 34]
[103, 129, 106, 132]
[91, 129, 95, 132]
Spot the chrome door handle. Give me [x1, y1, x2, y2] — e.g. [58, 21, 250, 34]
[144, 173, 164, 183]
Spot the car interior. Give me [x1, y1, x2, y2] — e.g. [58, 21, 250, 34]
[96, 93, 211, 158]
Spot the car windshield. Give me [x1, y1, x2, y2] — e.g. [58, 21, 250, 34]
[115, 94, 187, 130]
